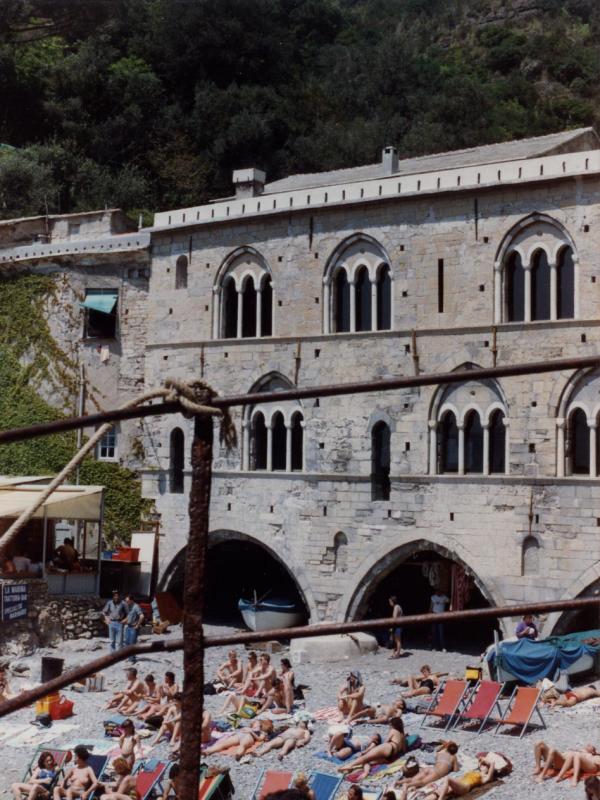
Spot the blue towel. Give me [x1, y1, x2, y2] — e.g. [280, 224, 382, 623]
[315, 751, 349, 765]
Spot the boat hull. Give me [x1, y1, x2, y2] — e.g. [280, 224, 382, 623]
[238, 599, 304, 631]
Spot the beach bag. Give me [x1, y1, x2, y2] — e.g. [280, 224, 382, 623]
[144, 715, 163, 730]
[402, 756, 420, 778]
[465, 665, 482, 683]
[103, 720, 124, 738]
[203, 682, 217, 695]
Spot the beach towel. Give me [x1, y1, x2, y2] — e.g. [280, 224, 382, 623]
[313, 707, 343, 723]
[315, 751, 349, 765]
[344, 735, 422, 784]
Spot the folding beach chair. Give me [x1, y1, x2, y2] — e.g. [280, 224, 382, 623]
[451, 680, 504, 734]
[421, 679, 468, 731]
[494, 685, 546, 738]
[134, 760, 171, 800]
[22, 749, 71, 786]
[308, 770, 343, 800]
[198, 770, 234, 800]
[251, 769, 294, 800]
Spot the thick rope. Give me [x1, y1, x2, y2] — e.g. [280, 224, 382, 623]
[0, 379, 235, 560]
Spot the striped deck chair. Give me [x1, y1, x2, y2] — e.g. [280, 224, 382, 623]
[198, 766, 234, 800]
[134, 761, 171, 800]
[494, 685, 546, 739]
[421, 679, 468, 731]
[451, 680, 504, 734]
[251, 769, 294, 800]
[308, 771, 343, 800]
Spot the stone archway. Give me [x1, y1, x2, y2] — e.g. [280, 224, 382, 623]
[544, 571, 600, 637]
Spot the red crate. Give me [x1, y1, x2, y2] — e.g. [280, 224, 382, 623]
[113, 547, 140, 562]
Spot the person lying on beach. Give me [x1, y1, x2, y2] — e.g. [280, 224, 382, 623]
[118, 719, 140, 769]
[11, 751, 58, 800]
[216, 650, 243, 689]
[392, 665, 445, 691]
[338, 671, 368, 722]
[337, 717, 407, 779]
[104, 668, 145, 711]
[204, 719, 273, 761]
[53, 746, 97, 800]
[543, 684, 600, 708]
[150, 693, 182, 750]
[533, 744, 600, 786]
[351, 697, 407, 725]
[120, 674, 158, 715]
[255, 720, 312, 760]
[393, 742, 459, 795]
[409, 754, 499, 800]
[98, 757, 135, 800]
[328, 731, 382, 761]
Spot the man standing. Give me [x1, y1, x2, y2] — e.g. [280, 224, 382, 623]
[430, 590, 450, 651]
[103, 589, 127, 651]
[123, 594, 145, 662]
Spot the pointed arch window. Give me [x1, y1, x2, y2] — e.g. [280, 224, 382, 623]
[376, 264, 392, 330]
[531, 249, 551, 321]
[464, 410, 483, 474]
[175, 255, 188, 289]
[506, 252, 525, 322]
[260, 275, 273, 336]
[439, 411, 459, 473]
[557, 247, 575, 319]
[252, 412, 268, 470]
[271, 412, 287, 471]
[169, 428, 185, 493]
[241, 276, 257, 338]
[489, 409, 506, 474]
[355, 266, 371, 332]
[371, 421, 391, 500]
[290, 411, 304, 471]
[569, 408, 589, 475]
[334, 269, 351, 332]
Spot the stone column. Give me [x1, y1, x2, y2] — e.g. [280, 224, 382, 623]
[300, 419, 306, 471]
[458, 423, 465, 475]
[523, 263, 532, 322]
[482, 423, 490, 476]
[323, 280, 330, 334]
[212, 287, 221, 339]
[428, 421, 438, 475]
[503, 418, 510, 476]
[589, 422, 597, 477]
[242, 420, 250, 470]
[256, 287, 263, 338]
[236, 288, 243, 339]
[285, 423, 292, 472]
[493, 264, 502, 323]
[349, 279, 356, 333]
[556, 418, 565, 478]
[549, 258, 557, 321]
[370, 278, 378, 331]
[266, 423, 273, 472]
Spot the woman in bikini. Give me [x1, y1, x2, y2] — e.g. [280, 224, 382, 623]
[545, 684, 600, 708]
[98, 758, 136, 800]
[338, 717, 407, 779]
[203, 719, 273, 761]
[397, 665, 442, 698]
[329, 732, 381, 761]
[280, 658, 295, 712]
[394, 742, 459, 796]
[53, 747, 97, 800]
[420, 754, 497, 799]
[338, 671, 368, 722]
[118, 720, 140, 770]
[255, 720, 312, 761]
[12, 752, 58, 800]
[351, 697, 407, 725]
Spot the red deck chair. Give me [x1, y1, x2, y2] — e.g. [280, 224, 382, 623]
[135, 761, 169, 800]
[421, 679, 468, 731]
[251, 770, 294, 800]
[451, 680, 504, 734]
[494, 686, 546, 739]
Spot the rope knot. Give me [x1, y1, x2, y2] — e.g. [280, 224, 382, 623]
[164, 378, 237, 450]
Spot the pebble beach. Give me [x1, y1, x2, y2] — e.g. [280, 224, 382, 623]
[1, 624, 598, 800]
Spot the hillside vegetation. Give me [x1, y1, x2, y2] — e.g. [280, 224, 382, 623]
[0, 0, 599, 220]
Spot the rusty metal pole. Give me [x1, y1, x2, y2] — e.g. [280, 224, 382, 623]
[179, 413, 213, 800]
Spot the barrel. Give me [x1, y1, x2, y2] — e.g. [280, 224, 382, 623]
[41, 656, 64, 683]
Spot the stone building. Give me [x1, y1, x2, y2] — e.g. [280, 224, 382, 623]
[141, 127, 600, 642]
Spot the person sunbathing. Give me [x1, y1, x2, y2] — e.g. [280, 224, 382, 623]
[533, 741, 568, 783]
[337, 717, 407, 779]
[136, 672, 178, 720]
[351, 697, 407, 725]
[203, 719, 273, 761]
[338, 671, 368, 722]
[53, 746, 97, 800]
[11, 751, 58, 800]
[216, 650, 243, 689]
[104, 668, 145, 711]
[545, 684, 600, 708]
[120, 673, 158, 715]
[328, 731, 381, 761]
[254, 721, 311, 760]
[118, 719, 140, 769]
[392, 665, 444, 690]
[554, 746, 600, 786]
[394, 742, 459, 795]
[98, 757, 135, 800]
[414, 754, 498, 799]
[395, 665, 443, 698]
[150, 693, 182, 749]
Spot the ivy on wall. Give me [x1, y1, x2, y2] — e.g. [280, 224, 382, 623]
[0, 272, 151, 545]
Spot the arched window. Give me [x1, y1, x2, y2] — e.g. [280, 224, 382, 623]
[371, 421, 391, 500]
[290, 411, 303, 471]
[506, 252, 525, 322]
[271, 412, 287, 471]
[175, 255, 188, 289]
[251, 412, 267, 470]
[522, 536, 540, 575]
[333, 531, 348, 572]
[355, 266, 371, 332]
[439, 411, 458, 473]
[464, 410, 483, 473]
[241, 276, 257, 338]
[569, 408, 589, 475]
[531, 249, 551, 321]
[222, 275, 237, 339]
[489, 409, 506, 474]
[169, 428, 185, 493]
[334, 269, 351, 332]
[376, 264, 392, 330]
[557, 247, 575, 319]
[261, 276, 273, 336]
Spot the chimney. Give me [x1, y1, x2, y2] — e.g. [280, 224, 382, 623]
[382, 146, 399, 175]
[232, 168, 266, 198]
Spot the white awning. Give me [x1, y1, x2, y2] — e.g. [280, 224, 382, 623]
[0, 482, 104, 520]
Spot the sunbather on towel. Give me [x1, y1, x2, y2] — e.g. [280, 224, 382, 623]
[255, 720, 311, 760]
[53, 746, 97, 800]
[328, 731, 381, 760]
[337, 717, 407, 779]
[11, 751, 58, 800]
[98, 757, 135, 800]
[338, 671, 368, 722]
[553, 746, 600, 786]
[352, 698, 407, 725]
[203, 719, 273, 761]
[412, 754, 498, 799]
[394, 742, 459, 795]
[545, 684, 600, 708]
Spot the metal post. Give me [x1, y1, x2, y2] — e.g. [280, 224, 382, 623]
[179, 413, 213, 800]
